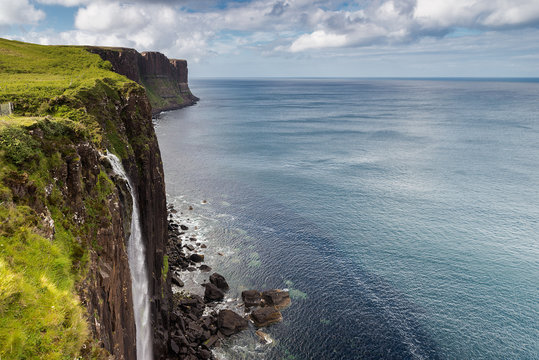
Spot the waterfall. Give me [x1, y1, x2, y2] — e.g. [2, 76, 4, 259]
[105, 153, 153, 360]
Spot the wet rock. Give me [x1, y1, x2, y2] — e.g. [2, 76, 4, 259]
[187, 267, 196, 272]
[262, 289, 291, 309]
[190, 253, 204, 262]
[199, 265, 212, 272]
[203, 283, 224, 302]
[201, 244, 207, 248]
[255, 330, 273, 344]
[209, 273, 229, 291]
[185, 244, 195, 251]
[217, 309, 248, 336]
[250, 307, 282, 328]
[241, 290, 262, 308]
[180, 224, 189, 230]
[171, 274, 184, 287]
[188, 205, 193, 210]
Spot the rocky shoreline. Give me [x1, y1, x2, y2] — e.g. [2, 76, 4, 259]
[164, 203, 291, 359]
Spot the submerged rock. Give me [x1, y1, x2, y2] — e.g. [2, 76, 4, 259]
[241, 290, 262, 308]
[209, 273, 229, 291]
[262, 289, 291, 309]
[250, 307, 282, 328]
[255, 330, 273, 344]
[217, 310, 248, 336]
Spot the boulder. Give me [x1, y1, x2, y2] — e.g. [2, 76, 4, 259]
[250, 307, 282, 328]
[203, 283, 224, 302]
[241, 290, 261, 308]
[262, 289, 291, 309]
[217, 310, 248, 336]
[209, 273, 229, 291]
[190, 253, 204, 262]
[199, 265, 212, 272]
[255, 330, 273, 344]
[171, 274, 184, 287]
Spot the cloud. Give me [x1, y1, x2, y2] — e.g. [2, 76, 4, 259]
[286, 0, 539, 52]
[0, 0, 45, 26]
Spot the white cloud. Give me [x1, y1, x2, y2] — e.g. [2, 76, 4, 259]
[0, 0, 45, 26]
[36, 0, 91, 6]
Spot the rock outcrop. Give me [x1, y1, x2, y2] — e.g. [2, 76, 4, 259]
[88, 47, 199, 115]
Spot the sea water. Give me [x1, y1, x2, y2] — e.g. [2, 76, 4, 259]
[155, 79, 539, 359]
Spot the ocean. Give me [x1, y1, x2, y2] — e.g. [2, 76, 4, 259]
[154, 78, 539, 359]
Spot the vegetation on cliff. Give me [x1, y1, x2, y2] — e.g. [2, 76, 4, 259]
[0, 38, 159, 359]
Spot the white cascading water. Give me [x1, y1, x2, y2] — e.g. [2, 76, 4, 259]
[106, 153, 153, 360]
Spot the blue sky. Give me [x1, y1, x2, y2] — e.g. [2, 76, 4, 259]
[1, 0, 539, 77]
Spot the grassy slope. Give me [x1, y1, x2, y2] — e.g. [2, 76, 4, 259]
[0, 38, 139, 359]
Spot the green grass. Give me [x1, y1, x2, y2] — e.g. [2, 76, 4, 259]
[0, 38, 146, 359]
[0, 38, 131, 116]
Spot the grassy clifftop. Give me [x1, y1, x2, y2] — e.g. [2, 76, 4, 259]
[0, 38, 150, 359]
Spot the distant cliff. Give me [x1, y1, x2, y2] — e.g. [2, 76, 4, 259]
[88, 47, 199, 115]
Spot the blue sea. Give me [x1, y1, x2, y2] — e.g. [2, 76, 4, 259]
[155, 79, 539, 360]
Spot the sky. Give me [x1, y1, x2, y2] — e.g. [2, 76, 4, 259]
[1, 0, 539, 77]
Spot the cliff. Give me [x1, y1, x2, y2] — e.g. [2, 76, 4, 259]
[87, 47, 199, 115]
[0, 38, 171, 359]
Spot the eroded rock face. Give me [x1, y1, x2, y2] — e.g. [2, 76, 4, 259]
[88, 47, 199, 114]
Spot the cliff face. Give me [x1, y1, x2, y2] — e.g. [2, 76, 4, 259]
[0, 39, 171, 359]
[88, 47, 199, 115]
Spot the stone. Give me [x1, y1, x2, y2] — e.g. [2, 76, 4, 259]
[170, 339, 180, 354]
[180, 224, 189, 230]
[255, 330, 273, 344]
[201, 244, 207, 248]
[262, 289, 291, 309]
[185, 244, 195, 251]
[250, 307, 282, 328]
[171, 274, 184, 287]
[209, 273, 229, 291]
[199, 264, 212, 272]
[241, 290, 262, 308]
[217, 310, 248, 336]
[190, 253, 204, 262]
[203, 334, 220, 348]
[203, 283, 225, 302]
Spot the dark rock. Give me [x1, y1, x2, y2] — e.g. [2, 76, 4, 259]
[187, 266, 196, 272]
[170, 339, 180, 354]
[209, 273, 229, 291]
[201, 244, 207, 248]
[190, 253, 204, 262]
[262, 289, 291, 309]
[203, 283, 224, 302]
[204, 334, 220, 348]
[180, 224, 189, 230]
[250, 307, 283, 328]
[199, 348, 212, 359]
[217, 310, 248, 336]
[171, 273, 184, 287]
[241, 290, 262, 308]
[199, 264, 212, 272]
[185, 244, 195, 251]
